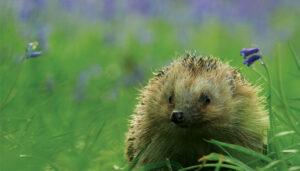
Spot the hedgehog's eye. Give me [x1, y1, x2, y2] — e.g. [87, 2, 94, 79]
[199, 94, 210, 105]
[169, 94, 174, 104]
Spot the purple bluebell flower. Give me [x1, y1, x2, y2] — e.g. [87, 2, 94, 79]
[243, 54, 262, 66]
[26, 51, 43, 59]
[240, 48, 259, 59]
[241, 47, 262, 66]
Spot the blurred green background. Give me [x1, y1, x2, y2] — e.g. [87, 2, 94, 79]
[0, 1, 300, 170]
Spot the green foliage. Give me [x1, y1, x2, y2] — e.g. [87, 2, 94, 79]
[0, 2, 300, 171]
[205, 139, 272, 163]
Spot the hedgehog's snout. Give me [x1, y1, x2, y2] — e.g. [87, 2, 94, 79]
[171, 111, 184, 124]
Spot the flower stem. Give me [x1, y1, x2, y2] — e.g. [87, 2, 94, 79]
[260, 58, 287, 170]
[260, 59, 274, 140]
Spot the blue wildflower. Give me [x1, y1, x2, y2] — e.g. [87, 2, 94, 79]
[240, 47, 262, 66]
[243, 54, 262, 66]
[240, 48, 259, 59]
[25, 42, 42, 59]
[26, 51, 43, 58]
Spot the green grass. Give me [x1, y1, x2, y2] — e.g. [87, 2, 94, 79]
[0, 2, 300, 171]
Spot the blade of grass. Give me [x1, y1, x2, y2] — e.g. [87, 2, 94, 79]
[275, 44, 300, 136]
[179, 153, 251, 171]
[126, 141, 151, 171]
[287, 41, 300, 71]
[288, 72, 300, 78]
[246, 152, 276, 166]
[260, 146, 299, 171]
[259, 58, 276, 144]
[166, 158, 173, 171]
[252, 64, 297, 126]
[260, 160, 284, 170]
[205, 139, 272, 163]
[82, 123, 105, 153]
[179, 163, 243, 171]
[214, 153, 223, 171]
[0, 58, 25, 113]
[252, 63, 280, 157]
[49, 131, 73, 140]
[91, 123, 105, 146]
[275, 104, 300, 119]
[252, 66, 280, 99]
[268, 130, 295, 144]
[199, 153, 254, 171]
[19, 155, 60, 171]
[288, 97, 300, 101]
[24, 113, 37, 132]
[204, 163, 244, 171]
[289, 166, 300, 171]
[272, 108, 289, 126]
[211, 140, 232, 158]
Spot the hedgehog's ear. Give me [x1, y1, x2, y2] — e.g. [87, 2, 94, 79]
[226, 73, 236, 95]
[226, 69, 241, 95]
[228, 76, 236, 94]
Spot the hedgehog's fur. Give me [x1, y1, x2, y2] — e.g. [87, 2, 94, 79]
[126, 52, 269, 168]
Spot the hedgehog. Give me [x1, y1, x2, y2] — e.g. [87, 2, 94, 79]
[125, 52, 269, 169]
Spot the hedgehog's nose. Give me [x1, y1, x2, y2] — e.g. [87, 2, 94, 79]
[171, 111, 184, 124]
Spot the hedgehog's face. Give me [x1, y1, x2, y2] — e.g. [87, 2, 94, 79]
[156, 62, 235, 130]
